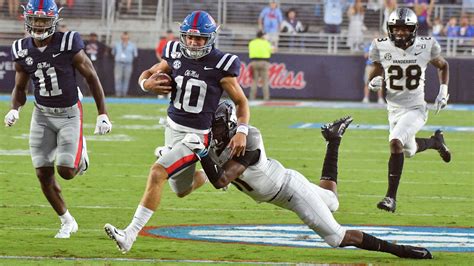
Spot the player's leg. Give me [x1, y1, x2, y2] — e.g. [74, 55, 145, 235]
[56, 103, 87, 179]
[319, 116, 353, 195]
[29, 108, 77, 238]
[104, 128, 209, 253]
[340, 230, 432, 259]
[415, 129, 451, 162]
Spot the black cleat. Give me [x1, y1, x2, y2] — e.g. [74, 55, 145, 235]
[377, 197, 396, 213]
[432, 130, 451, 163]
[399, 245, 433, 259]
[321, 116, 353, 141]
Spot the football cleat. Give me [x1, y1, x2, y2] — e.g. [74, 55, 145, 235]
[321, 116, 353, 141]
[104, 223, 136, 254]
[432, 130, 451, 163]
[54, 218, 78, 238]
[399, 245, 433, 259]
[377, 197, 396, 212]
[78, 136, 89, 175]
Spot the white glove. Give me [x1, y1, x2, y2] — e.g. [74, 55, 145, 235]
[181, 133, 207, 158]
[94, 114, 112, 135]
[435, 84, 449, 114]
[4, 109, 19, 127]
[368, 76, 384, 92]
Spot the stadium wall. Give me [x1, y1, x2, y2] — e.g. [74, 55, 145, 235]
[1, 47, 472, 103]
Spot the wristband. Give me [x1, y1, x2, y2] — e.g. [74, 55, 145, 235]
[439, 84, 448, 98]
[139, 79, 148, 92]
[236, 124, 249, 135]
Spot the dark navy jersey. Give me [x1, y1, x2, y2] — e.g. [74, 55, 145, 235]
[11, 31, 84, 108]
[162, 41, 241, 130]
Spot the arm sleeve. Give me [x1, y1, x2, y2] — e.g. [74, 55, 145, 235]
[232, 149, 261, 167]
[368, 39, 380, 63]
[161, 40, 178, 62]
[71, 33, 85, 54]
[430, 39, 442, 60]
[223, 55, 241, 77]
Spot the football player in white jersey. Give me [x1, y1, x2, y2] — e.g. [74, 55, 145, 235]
[367, 8, 451, 212]
[180, 101, 432, 259]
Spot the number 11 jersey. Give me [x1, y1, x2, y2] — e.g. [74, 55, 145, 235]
[369, 37, 441, 109]
[11, 31, 84, 108]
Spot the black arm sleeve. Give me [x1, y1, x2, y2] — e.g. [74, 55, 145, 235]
[200, 154, 224, 185]
[232, 149, 261, 168]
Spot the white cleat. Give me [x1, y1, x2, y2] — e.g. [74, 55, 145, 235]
[54, 219, 78, 238]
[78, 136, 89, 175]
[104, 223, 136, 254]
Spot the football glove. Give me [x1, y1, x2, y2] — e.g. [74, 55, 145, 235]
[435, 85, 449, 114]
[4, 109, 19, 127]
[368, 76, 383, 92]
[94, 114, 112, 135]
[181, 133, 207, 159]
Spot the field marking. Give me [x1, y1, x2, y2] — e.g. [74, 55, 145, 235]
[0, 255, 293, 265]
[2, 204, 472, 217]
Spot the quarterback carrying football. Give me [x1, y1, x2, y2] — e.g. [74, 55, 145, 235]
[367, 8, 451, 212]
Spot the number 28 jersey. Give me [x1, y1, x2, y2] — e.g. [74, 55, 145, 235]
[162, 41, 241, 130]
[11, 31, 84, 108]
[369, 37, 441, 109]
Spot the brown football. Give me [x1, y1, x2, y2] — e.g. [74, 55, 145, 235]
[152, 72, 172, 86]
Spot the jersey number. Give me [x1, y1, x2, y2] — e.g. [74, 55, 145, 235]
[173, 75, 207, 114]
[34, 67, 62, 96]
[387, 65, 422, 90]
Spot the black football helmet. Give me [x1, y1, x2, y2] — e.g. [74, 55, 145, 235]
[211, 100, 237, 154]
[387, 8, 418, 48]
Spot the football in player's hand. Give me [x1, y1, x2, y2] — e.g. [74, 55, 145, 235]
[151, 72, 172, 86]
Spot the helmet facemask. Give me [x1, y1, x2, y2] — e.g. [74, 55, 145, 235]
[211, 102, 237, 155]
[179, 30, 216, 59]
[388, 24, 417, 48]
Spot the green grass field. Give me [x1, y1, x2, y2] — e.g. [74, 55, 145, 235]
[0, 99, 473, 265]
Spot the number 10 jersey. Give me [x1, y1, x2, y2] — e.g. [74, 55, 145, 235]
[369, 37, 441, 109]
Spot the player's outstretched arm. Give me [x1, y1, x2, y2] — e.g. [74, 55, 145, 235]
[73, 50, 108, 115]
[4, 63, 29, 127]
[221, 76, 250, 157]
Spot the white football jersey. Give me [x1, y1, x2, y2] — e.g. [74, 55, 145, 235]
[236, 128, 288, 203]
[369, 37, 441, 109]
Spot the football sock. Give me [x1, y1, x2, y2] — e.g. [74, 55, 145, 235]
[321, 138, 341, 183]
[386, 153, 404, 200]
[360, 232, 405, 258]
[415, 137, 435, 153]
[125, 205, 154, 237]
[59, 210, 74, 223]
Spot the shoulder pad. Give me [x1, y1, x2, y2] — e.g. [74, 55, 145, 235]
[246, 126, 262, 151]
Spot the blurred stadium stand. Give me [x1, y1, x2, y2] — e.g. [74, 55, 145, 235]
[0, 0, 471, 57]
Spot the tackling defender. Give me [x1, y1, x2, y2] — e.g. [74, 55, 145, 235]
[4, 0, 112, 238]
[181, 101, 432, 259]
[367, 8, 451, 212]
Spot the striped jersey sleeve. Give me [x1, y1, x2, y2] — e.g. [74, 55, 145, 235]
[11, 38, 25, 61]
[215, 53, 241, 77]
[162, 40, 180, 60]
[59, 31, 84, 53]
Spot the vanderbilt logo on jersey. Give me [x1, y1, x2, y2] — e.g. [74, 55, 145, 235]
[25, 56, 34, 66]
[173, 60, 182, 70]
[170, 51, 182, 59]
[18, 49, 28, 58]
[384, 53, 392, 60]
